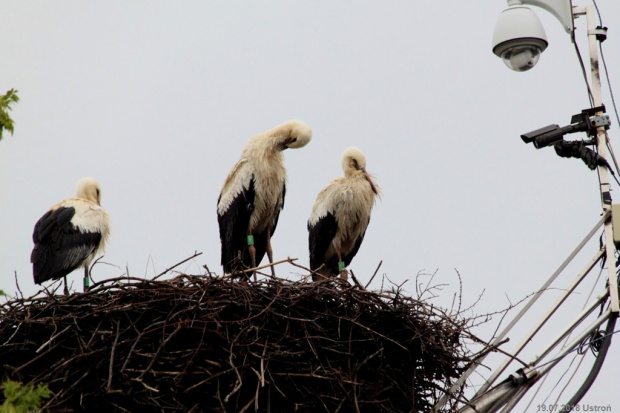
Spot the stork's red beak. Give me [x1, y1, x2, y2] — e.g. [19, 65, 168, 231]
[280, 136, 298, 150]
[362, 169, 377, 194]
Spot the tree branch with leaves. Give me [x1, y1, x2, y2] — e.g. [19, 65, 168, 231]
[0, 89, 20, 141]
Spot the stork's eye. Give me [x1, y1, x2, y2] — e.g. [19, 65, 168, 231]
[352, 159, 359, 169]
[290, 137, 297, 143]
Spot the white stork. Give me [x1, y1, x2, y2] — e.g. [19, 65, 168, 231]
[308, 146, 380, 281]
[31, 177, 110, 294]
[217, 119, 312, 277]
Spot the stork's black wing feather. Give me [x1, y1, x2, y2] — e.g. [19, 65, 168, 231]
[308, 212, 338, 274]
[270, 182, 285, 237]
[31, 206, 102, 284]
[342, 218, 370, 267]
[237, 181, 285, 275]
[218, 176, 255, 274]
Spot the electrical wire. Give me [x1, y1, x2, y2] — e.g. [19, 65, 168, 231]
[541, 354, 580, 406]
[554, 352, 588, 407]
[522, 263, 606, 412]
[607, 165, 620, 187]
[535, 327, 620, 371]
[600, 42, 620, 171]
[592, 0, 620, 188]
[592, 0, 603, 24]
[598, 43, 619, 133]
[560, 314, 618, 412]
[517, 4, 618, 410]
[572, 38, 595, 107]
[605, 143, 620, 187]
[577, 329, 605, 355]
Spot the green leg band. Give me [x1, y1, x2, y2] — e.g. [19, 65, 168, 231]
[84, 275, 90, 288]
[247, 235, 254, 246]
[338, 261, 346, 271]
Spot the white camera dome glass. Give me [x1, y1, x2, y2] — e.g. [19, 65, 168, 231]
[492, 5, 548, 72]
[501, 44, 541, 72]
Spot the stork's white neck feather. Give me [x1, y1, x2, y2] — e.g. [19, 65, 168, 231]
[75, 177, 102, 205]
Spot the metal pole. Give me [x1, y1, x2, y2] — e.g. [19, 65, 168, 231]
[469, 308, 613, 413]
[577, 5, 620, 313]
[537, 307, 613, 377]
[488, 10, 620, 408]
[475, 247, 604, 397]
[529, 289, 608, 366]
[445, 5, 619, 412]
[432, 213, 608, 412]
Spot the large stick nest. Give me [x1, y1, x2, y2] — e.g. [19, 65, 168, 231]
[0, 269, 479, 412]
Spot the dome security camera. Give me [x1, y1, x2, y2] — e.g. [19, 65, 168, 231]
[492, 5, 548, 72]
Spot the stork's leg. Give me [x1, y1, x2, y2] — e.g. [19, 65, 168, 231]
[83, 266, 90, 292]
[337, 249, 348, 280]
[266, 227, 276, 277]
[63, 276, 69, 295]
[247, 234, 257, 281]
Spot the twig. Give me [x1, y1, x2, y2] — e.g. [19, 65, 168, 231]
[224, 334, 244, 403]
[450, 269, 463, 316]
[221, 257, 298, 279]
[364, 261, 382, 289]
[153, 251, 203, 280]
[14, 271, 23, 300]
[36, 325, 71, 353]
[287, 259, 325, 280]
[107, 321, 121, 391]
[138, 323, 183, 380]
[349, 271, 364, 289]
[1, 265, 486, 412]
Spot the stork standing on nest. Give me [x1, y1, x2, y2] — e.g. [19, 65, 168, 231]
[217, 120, 312, 278]
[31, 177, 110, 294]
[308, 147, 380, 281]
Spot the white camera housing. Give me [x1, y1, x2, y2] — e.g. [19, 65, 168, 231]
[492, 0, 574, 72]
[492, 5, 548, 72]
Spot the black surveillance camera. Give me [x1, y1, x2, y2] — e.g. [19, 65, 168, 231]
[520, 124, 563, 148]
[520, 109, 604, 150]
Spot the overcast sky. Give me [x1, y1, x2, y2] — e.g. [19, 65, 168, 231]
[2, 1, 620, 409]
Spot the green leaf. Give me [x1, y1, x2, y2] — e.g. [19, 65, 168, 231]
[0, 380, 51, 413]
[0, 89, 20, 141]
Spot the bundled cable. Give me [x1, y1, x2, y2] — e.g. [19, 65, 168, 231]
[554, 141, 612, 170]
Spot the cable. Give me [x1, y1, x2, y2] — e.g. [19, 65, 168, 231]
[553, 141, 620, 186]
[593, 0, 620, 186]
[592, 0, 603, 24]
[599, 46, 620, 134]
[572, 38, 595, 107]
[523, 263, 606, 412]
[542, 354, 579, 405]
[605, 142, 620, 188]
[561, 313, 618, 412]
[577, 329, 605, 355]
[553, 351, 588, 407]
[535, 326, 620, 371]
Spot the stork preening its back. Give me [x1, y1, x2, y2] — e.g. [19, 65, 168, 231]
[308, 147, 380, 281]
[31, 177, 110, 294]
[217, 120, 312, 277]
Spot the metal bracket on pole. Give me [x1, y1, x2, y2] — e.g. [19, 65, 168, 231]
[590, 114, 610, 128]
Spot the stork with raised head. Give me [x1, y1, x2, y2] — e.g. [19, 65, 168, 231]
[31, 177, 110, 294]
[217, 119, 312, 278]
[308, 146, 380, 281]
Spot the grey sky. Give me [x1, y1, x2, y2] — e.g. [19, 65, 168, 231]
[2, 1, 620, 409]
